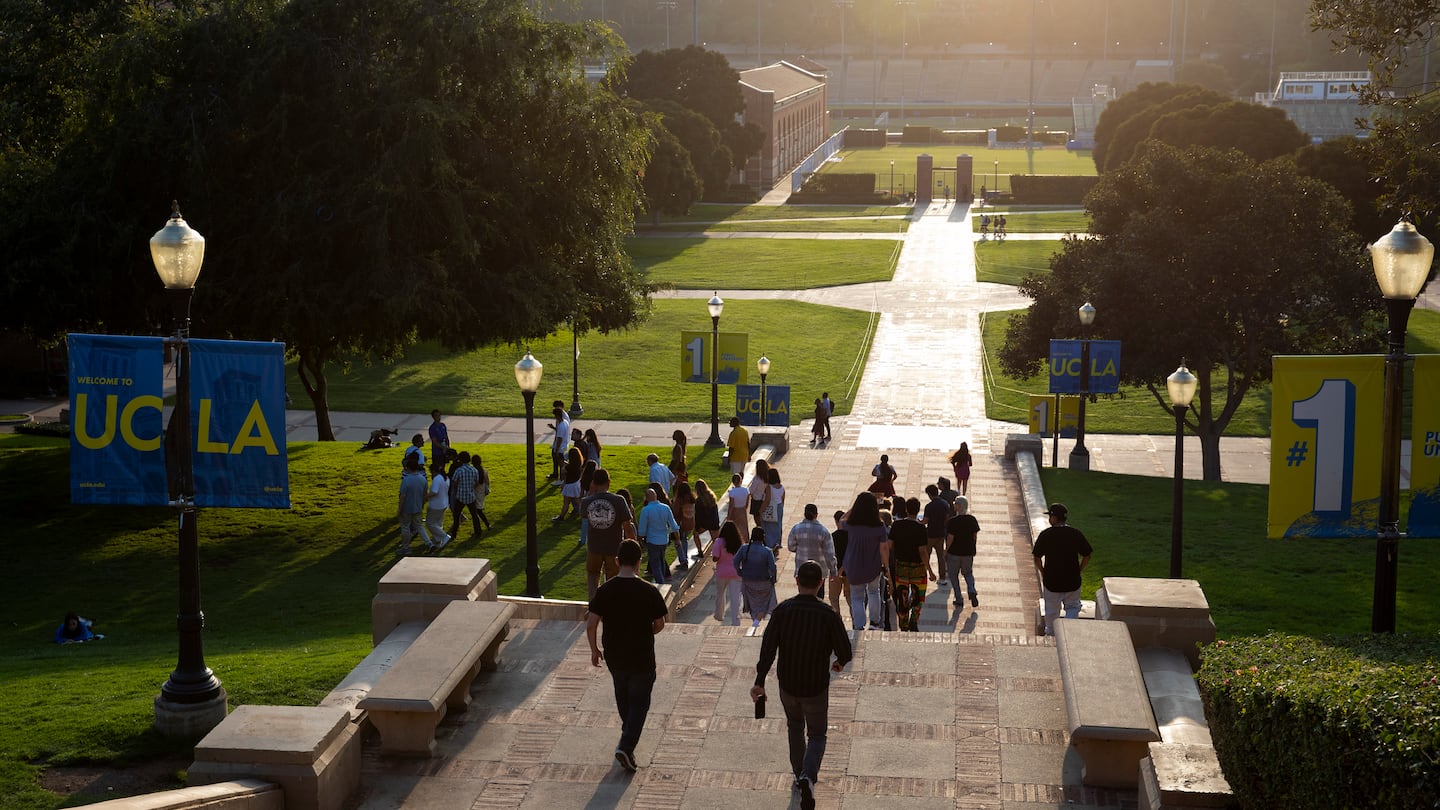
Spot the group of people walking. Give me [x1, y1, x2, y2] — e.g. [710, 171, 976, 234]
[395, 410, 492, 557]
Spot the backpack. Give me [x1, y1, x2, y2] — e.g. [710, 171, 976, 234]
[735, 544, 773, 582]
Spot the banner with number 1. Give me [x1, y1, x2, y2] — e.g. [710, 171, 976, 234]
[1268, 355, 1384, 538]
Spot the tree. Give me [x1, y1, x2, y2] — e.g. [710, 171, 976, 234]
[1146, 101, 1309, 163]
[1292, 136, 1392, 240]
[640, 99, 733, 199]
[0, 0, 655, 440]
[1000, 144, 1380, 480]
[1098, 86, 1231, 173]
[1092, 83, 1221, 174]
[632, 104, 703, 222]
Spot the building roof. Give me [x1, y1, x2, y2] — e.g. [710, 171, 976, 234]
[788, 55, 829, 75]
[738, 61, 826, 103]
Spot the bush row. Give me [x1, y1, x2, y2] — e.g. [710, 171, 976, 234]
[1009, 174, 1099, 204]
[1196, 632, 1440, 809]
[800, 172, 878, 195]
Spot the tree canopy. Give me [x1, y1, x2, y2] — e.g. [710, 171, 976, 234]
[1001, 144, 1380, 480]
[0, 0, 656, 439]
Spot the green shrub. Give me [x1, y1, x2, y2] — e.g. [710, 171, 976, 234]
[1010, 174, 1099, 204]
[800, 172, 877, 195]
[995, 124, 1025, 142]
[842, 128, 886, 147]
[14, 420, 69, 438]
[1197, 633, 1440, 809]
[901, 125, 937, 143]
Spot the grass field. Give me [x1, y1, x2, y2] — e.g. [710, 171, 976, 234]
[820, 144, 1098, 194]
[982, 308, 1440, 436]
[646, 218, 910, 234]
[975, 239, 1060, 285]
[628, 237, 900, 289]
[973, 210, 1090, 233]
[284, 299, 876, 424]
[651, 204, 904, 223]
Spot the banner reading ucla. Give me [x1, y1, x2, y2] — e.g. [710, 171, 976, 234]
[1267, 355, 1383, 538]
[69, 334, 290, 508]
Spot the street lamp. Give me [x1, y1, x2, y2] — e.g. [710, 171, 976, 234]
[705, 293, 726, 447]
[757, 354, 771, 426]
[1369, 218, 1433, 633]
[515, 350, 544, 598]
[658, 0, 677, 49]
[890, 160, 895, 196]
[570, 322, 583, 418]
[1166, 363, 1198, 578]
[993, 160, 999, 194]
[150, 202, 227, 736]
[1069, 302, 1096, 471]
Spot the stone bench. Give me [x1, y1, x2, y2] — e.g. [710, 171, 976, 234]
[79, 779, 282, 810]
[1137, 647, 1234, 808]
[189, 706, 360, 810]
[319, 620, 428, 721]
[1097, 577, 1216, 671]
[358, 599, 515, 756]
[371, 557, 498, 643]
[1055, 618, 1161, 788]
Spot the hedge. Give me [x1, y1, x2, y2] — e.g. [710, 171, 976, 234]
[1197, 633, 1440, 809]
[800, 172, 877, 195]
[1009, 174, 1099, 204]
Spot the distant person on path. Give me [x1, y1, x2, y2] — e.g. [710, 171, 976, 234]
[980, 213, 990, 237]
[727, 417, 751, 475]
[725, 472, 751, 536]
[586, 539, 668, 773]
[646, 453, 675, 496]
[427, 409, 450, 459]
[949, 443, 973, 496]
[711, 520, 745, 625]
[760, 467, 786, 551]
[946, 496, 981, 608]
[810, 399, 826, 445]
[751, 560, 853, 810]
[820, 393, 834, 440]
[921, 484, 952, 583]
[736, 527, 778, 628]
[669, 430, 688, 475]
[548, 405, 570, 484]
[828, 510, 850, 615]
[426, 461, 452, 552]
[888, 497, 933, 632]
[1033, 503, 1092, 636]
[787, 504, 837, 589]
[637, 488, 681, 586]
[840, 492, 892, 631]
[54, 612, 102, 643]
[583, 469, 633, 600]
[397, 455, 430, 556]
[868, 454, 898, 498]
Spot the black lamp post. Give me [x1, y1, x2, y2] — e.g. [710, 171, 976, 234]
[757, 354, 771, 426]
[890, 160, 895, 197]
[705, 293, 726, 447]
[1166, 363, 1197, 578]
[150, 202, 227, 736]
[1069, 302, 1096, 471]
[515, 351, 544, 598]
[1369, 219, 1433, 633]
[659, 0, 676, 48]
[569, 324, 583, 419]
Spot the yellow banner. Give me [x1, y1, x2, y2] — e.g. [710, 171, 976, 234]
[680, 331, 748, 385]
[1409, 355, 1440, 538]
[1268, 355, 1384, 538]
[1028, 395, 1054, 436]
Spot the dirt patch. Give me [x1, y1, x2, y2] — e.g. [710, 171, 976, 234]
[38, 754, 191, 804]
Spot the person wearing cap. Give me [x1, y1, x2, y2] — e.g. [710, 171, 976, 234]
[751, 560, 853, 810]
[1032, 503, 1092, 635]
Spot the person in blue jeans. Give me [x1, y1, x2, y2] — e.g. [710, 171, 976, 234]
[636, 488, 681, 585]
[587, 539, 668, 772]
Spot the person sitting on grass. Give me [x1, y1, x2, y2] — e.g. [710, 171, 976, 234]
[54, 612, 103, 644]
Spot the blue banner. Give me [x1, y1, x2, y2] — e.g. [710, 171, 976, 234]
[1049, 339, 1121, 394]
[68, 334, 290, 508]
[69, 334, 169, 505]
[190, 339, 290, 508]
[735, 384, 791, 427]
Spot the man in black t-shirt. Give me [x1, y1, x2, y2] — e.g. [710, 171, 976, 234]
[945, 496, 982, 608]
[888, 498, 933, 632]
[921, 484, 952, 582]
[587, 539, 668, 772]
[1031, 503, 1093, 636]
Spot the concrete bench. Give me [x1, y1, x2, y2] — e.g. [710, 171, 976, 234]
[358, 599, 515, 756]
[319, 621, 427, 721]
[371, 557, 498, 643]
[1137, 647, 1234, 808]
[1055, 618, 1161, 788]
[80, 779, 282, 810]
[189, 706, 360, 810]
[1097, 577, 1216, 671]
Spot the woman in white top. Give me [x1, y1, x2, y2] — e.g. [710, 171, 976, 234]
[747, 458, 770, 529]
[760, 467, 785, 550]
[725, 472, 751, 537]
[426, 462, 452, 552]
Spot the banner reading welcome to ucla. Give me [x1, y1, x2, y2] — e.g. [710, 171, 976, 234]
[69, 334, 290, 508]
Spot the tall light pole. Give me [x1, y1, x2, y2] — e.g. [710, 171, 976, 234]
[659, 0, 677, 48]
[150, 202, 227, 736]
[835, 0, 852, 108]
[757, 354, 771, 426]
[515, 351, 544, 598]
[890, 159, 895, 196]
[1069, 302, 1096, 471]
[569, 322, 583, 418]
[705, 293, 726, 447]
[756, 0, 763, 66]
[897, 0, 915, 128]
[993, 160, 999, 195]
[1166, 363, 1197, 578]
[1369, 219, 1433, 634]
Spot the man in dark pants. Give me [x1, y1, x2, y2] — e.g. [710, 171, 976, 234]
[586, 539, 668, 772]
[751, 560, 853, 809]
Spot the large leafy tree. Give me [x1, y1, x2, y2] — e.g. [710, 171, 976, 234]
[1092, 83, 1224, 173]
[0, 0, 654, 440]
[1001, 144, 1380, 480]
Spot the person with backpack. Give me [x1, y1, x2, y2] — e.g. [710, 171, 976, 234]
[736, 526, 778, 628]
[711, 521, 745, 625]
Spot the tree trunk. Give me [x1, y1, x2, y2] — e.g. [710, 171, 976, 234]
[1198, 425, 1223, 482]
[296, 347, 335, 441]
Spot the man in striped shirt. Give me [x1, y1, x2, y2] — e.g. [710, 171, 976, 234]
[751, 560, 852, 809]
[786, 503, 837, 595]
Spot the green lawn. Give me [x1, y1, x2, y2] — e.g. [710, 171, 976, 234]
[627, 237, 899, 289]
[653, 203, 904, 223]
[1040, 467, 1440, 638]
[820, 144, 1097, 193]
[982, 308, 1440, 436]
[285, 299, 875, 424]
[0, 435, 698, 808]
[973, 210, 1090, 233]
[975, 239, 1061, 285]
[646, 217, 910, 234]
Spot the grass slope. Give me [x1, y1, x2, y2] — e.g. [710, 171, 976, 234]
[627, 237, 899, 289]
[975, 239, 1060, 285]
